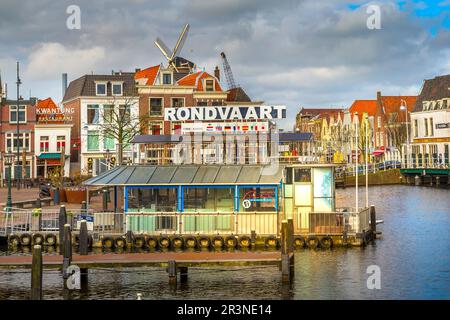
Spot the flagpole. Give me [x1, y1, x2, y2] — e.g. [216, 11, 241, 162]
[365, 115, 369, 208]
[355, 113, 359, 212]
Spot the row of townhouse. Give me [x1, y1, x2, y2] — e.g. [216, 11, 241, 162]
[0, 76, 72, 181]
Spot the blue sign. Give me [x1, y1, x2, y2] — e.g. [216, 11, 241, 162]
[77, 214, 94, 222]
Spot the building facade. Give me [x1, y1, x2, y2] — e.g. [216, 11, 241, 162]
[408, 74, 450, 168]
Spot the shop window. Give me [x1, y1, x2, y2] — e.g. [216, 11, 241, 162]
[294, 168, 311, 182]
[127, 188, 177, 212]
[184, 188, 234, 213]
[239, 187, 276, 212]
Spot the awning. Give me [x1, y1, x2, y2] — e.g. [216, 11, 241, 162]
[83, 164, 285, 187]
[372, 150, 385, 156]
[37, 153, 69, 160]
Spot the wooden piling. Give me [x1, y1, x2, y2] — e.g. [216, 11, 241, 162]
[126, 230, 134, 248]
[62, 224, 72, 289]
[58, 205, 67, 253]
[168, 260, 177, 285]
[281, 220, 288, 255]
[81, 201, 87, 213]
[281, 220, 294, 283]
[287, 219, 294, 253]
[251, 230, 256, 249]
[79, 220, 88, 255]
[31, 245, 43, 300]
[370, 205, 377, 239]
[179, 266, 188, 283]
[102, 189, 108, 211]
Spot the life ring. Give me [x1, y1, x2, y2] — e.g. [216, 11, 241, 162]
[134, 236, 145, 248]
[212, 236, 224, 249]
[102, 236, 114, 248]
[32, 233, 44, 246]
[293, 236, 306, 249]
[158, 236, 171, 249]
[238, 236, 251, 248]
[20, 233, 32, 246]
[146, 236, 158, 249]
[198, 236, 211, 249]
[184, 236, 197, 249]
[306, 236, 319, 249]
[172, 236, 184, 249]
[8, 234, 20, 247]
[45, 234, 57, 246]
[319, 236, 333, 249]
[115, 236, 126, 249]
[265, 236, 278, 248]
[224, 236, 237, 249]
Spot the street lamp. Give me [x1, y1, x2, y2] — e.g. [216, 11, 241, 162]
[400, 100, 410, 168]
[4, 149, 15, 211]
[103, 148, 112, 170]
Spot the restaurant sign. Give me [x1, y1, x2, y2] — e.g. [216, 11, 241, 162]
[165, 105, 286, 121]
[435, 123, 449, 129]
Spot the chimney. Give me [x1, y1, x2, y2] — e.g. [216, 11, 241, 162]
[62, 73, 68, 98]
[135, 68, 141, 73]
[214, 66, 220, 81]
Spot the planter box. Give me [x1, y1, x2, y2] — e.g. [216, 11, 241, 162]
[65, 189, 87, 204]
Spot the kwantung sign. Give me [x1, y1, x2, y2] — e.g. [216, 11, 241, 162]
[164, 105, 286, 121]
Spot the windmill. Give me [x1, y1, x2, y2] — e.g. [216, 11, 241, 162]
[155, 24, 193, 72]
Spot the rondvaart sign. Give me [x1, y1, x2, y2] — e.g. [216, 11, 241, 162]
[164, 105, 286, 121]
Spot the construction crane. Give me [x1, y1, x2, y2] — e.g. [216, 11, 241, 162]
[220, 52, 237, 90]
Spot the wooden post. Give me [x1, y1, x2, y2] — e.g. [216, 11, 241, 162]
[79, 220, 88, 255]
[36, 198, 41, 208]
[58, 205, 67, 253]
[126, 230, 133, 248]
[31, 245, 43, 300]
[81, 201, 87, 214]
[179, 266, 188, 283]
[168, 260, 177, 285]
[280, 220, 293, 283]
[251, 230, 256, 249]
[102, 189, 108, 211]
[287, 219, 294, 253]
[370, 205, 376, 236]
[62, 224, 72, 289]
[280, 220, 288, 255]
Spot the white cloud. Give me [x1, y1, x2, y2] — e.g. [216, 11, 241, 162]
[24, 42, 105, 80]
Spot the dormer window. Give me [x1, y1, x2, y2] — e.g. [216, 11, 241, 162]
[205, 79, 214, 91]
[96, 82, 107, 96]
[162, 73, 172, 85]
[112, 82, 123, 96]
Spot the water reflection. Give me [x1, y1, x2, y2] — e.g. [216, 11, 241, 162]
[0, 186, 449, 299]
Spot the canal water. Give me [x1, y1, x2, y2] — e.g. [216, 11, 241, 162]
[0, 185, 449, 300]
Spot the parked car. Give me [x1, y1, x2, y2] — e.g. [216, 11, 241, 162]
[378, 160, 401, 170]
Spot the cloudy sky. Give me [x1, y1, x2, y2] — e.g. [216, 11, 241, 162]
[0, 0, 449, 129]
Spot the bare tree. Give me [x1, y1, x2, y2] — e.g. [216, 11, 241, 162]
[97, 97, 148, 165]
[384, 112, 407, 160]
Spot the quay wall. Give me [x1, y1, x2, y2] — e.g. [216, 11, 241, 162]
[341, 169, 403, 187]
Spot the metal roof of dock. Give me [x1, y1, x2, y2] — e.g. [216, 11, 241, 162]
[83, 164, 285, 186]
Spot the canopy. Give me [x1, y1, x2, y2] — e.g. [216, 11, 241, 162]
[37, 153, 69, 160]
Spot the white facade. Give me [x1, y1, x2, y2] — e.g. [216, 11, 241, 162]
[34, 124, 72, 178]
[79, 97, 139, 175]
[407, 109, 450, 167]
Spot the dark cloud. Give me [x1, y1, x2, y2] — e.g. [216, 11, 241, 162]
[0, 0, 449, 129]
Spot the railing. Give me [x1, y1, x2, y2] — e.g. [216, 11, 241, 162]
[125, 211, 279, 236]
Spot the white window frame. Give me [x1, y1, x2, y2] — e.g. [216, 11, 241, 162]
[6, 132, 31, 152]
[111, 82, 123, 96]
[148, 121, 164, 135]
[204, 79, 215, 92]
[162, 72, 172, 85]
[95, 82, 107, 96]
[171, 97, 185, 108]
[149, 97, 164, 116]
[9, 105, 27, 124]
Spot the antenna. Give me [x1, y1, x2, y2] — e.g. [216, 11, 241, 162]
[220, 52, 237, 90]
[154, 24, 190, 72]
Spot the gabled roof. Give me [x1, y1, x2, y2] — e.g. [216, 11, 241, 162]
[349, 100, 377, 117]
[415, 74, 450, 112]
[227, 87, 251, 102]
[134, 65, 161, 86]
[37, 97, 59, 109]
[177, 71, 223, 91]
[297, 107, 344, 123]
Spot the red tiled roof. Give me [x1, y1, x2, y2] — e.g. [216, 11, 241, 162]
[135, 65, 160, 85]
[177, 71, 222, 91]
[349, 100, 377, 117]
[37, 97, 59, 110]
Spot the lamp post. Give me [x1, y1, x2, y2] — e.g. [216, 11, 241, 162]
[400, 100, 410, 168]
[103, 148, 111, 171]
[16, 61, 21, 190]
[4, 149, 15, 211]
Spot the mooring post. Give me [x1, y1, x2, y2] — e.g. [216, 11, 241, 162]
[81, 201, 87, 214]
[31, 245, 43, 300]
[102, 189, 108, 212]
[168, 260, 177, 285]
[414, 175, 421, 186]
[435, 176, 440, 186]
[79, 220, 89, 291]
[281, 220, 291, 283]
[287, 218, 294, 253]
[370, 205, 377, 238]
[62, 224, 72, 289]
[179, 266, 188, 283]
[59, 205, 67, 253]
[126, 230, 134, 248]
[281, 220, 288, 255]
[251, 230, 256, 249]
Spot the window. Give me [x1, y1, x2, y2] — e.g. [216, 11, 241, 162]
[57, 136, 66, 152]
[149, 122, 162, 135]
[112, 83, 123, 96]
[171, 98, 184, 108]
[414, 119, 418, 137]
[103, 104, 114, 123]
[149, 98, 163, 116]
[87, 104, 100, 124]
[6, 133, 30, 152]
[103, 134, 115, 150]
[171, 122, 182, 134]
[429, 118, 434, 136]
[119, 104, 131, 121]
[294, 168, 311, 182]
[212, 100, 223, 106]
[96, 83, 106, 96]
[239, 187, 276, 212]
[40, 136, 49, 152]
[162, 73, 172, 85]
[377, 116, 381, 129]
[87, 131, 99, 151]
[9, 105, 26, 123]
[127, 188, 177, 213]
[197, 101, 207, 106]
[205, 79, 214, 91]
[424, 118, 428, 136]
